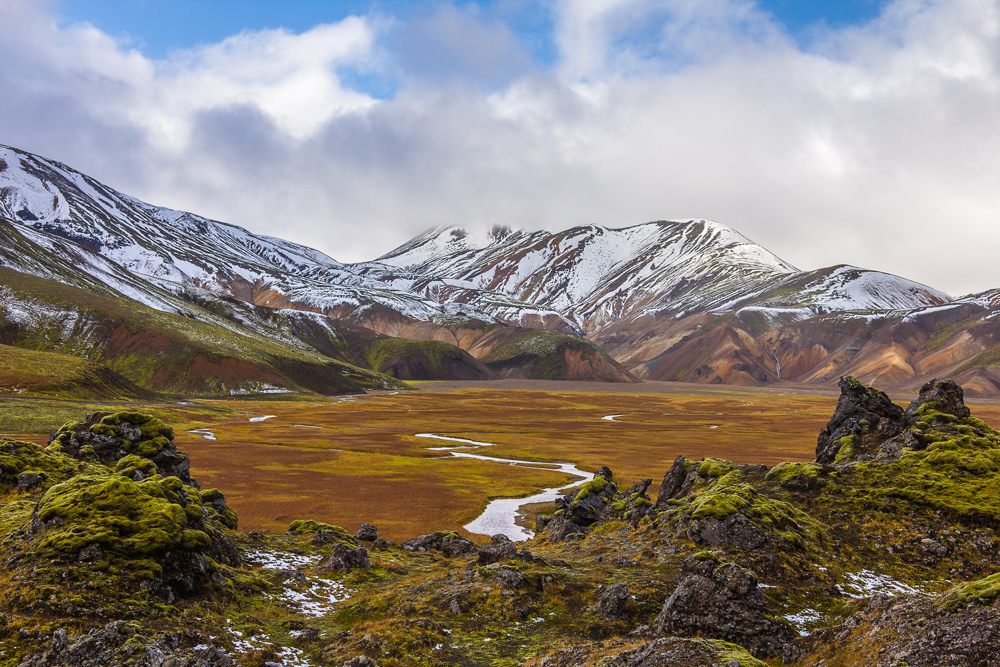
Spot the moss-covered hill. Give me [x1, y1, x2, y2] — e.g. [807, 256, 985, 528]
[356, 338, 498, 381]
[0, 345, 157, 400]
[482, 330, 639, 383]
[1, 378, 999, 666]
[0, 267, 403, 397]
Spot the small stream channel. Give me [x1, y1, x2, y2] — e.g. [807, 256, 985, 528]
[414, 433, 590, 541]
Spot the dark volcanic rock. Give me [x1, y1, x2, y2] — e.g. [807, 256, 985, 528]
[477, 534, 518, 566]
[46, 411, 192, 483]
[816, 376, 905, 464]
[542, 466, 622, 541]
[554, 466, 618, 527]
[401, 531, 476, 556]
[686, 513, 767, 550]
[656, 455, 692, 502]
[904, 378, 971, 422]
[320, 543, 371, 572]
[802, 588, 1000, 667]
[340, 657, 378, 667]
[596, 583, 631, 621]
[494, 566, 526, 590]
[653, 555, 796, 659]
[17, 621, 237, 667]
[355, 523, 378, 541]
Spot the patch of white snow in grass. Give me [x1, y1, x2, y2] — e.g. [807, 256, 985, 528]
[836, 570, 926, 598]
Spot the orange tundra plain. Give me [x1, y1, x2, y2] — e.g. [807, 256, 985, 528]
[174, 386, 846, 541]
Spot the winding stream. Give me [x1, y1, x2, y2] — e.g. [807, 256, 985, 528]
[414, 433, 590, 541]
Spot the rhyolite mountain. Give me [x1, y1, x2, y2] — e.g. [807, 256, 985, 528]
[2, 142, 1000, 395]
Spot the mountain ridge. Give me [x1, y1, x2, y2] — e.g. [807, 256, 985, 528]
[1, 142, 998, 394]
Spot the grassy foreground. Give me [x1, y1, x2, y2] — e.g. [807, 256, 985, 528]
[0, 386, 846, 539]
[1, 380, 1000, 666]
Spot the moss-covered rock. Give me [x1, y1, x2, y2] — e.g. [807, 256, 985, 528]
[816, 376, 905, 464]
[939, 571, 1000, 610]
[0, 438, 82, 493]
[46, 412, 190, 482]
[2, 412, 240, 612]
[286, 519, 357, 544]
[663, 481, 828, 550]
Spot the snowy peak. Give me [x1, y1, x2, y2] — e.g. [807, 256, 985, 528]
[373, 219, 801, 331]
[378, 224, 535, 267]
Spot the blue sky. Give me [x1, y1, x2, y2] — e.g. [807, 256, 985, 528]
[4, 0, 999, 295]
[56, 1, 885, 74]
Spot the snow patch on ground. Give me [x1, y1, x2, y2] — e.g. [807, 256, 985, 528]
[836, 570, 926, 598]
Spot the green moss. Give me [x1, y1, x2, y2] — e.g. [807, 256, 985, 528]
[693, 550, 720, 562]
[34, 474, 208, 558]
[671, 482, 828, 548]
[698, 458, 735, 479]
[0, 499, 34, 532]
[832, 435, 857, 463]
[839, 410, 1000, 523]
[573, 477, 609, 504]
[709, 639, 769, 666]
[288, 519, 342, 534]
[940, 572, 1000, 610]
[115, 455, 158, 479]
[286, 519, 355, 543]
[765, 461, 821, 483]
[200, 488, 238, 530]
[0, 438, 80, 492]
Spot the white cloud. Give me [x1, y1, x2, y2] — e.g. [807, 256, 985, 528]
[1, 0, 999, 296]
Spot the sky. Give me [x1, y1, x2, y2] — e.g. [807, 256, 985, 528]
[1, 0, 998, 296]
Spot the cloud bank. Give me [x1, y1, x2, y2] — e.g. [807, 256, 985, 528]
[1, 0, 998, 296]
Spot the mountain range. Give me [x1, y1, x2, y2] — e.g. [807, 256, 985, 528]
[2, 142, 999, 396]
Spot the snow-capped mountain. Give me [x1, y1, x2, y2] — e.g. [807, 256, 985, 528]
[0, 144, 516, 325]
[374, 222, 948, 332]
[3, 142, 999, 394]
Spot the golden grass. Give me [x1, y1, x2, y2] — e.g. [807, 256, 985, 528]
[173, 387, 839, 541]
[7, 385, 1000, 543]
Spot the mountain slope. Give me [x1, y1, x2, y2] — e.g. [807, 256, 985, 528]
[0, 266, 403, 395]
[376, 221, 800, 332]
[0, 144, 554, 328]
[4, 142, 1000, 393]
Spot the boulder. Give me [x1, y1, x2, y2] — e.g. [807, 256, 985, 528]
[653, 555, 795, 659]
[602, 478, 653, 524]
[47, 412, 191, 483]
[478, 534, 518, 565]
[320, 543, 370, 572]
[596, 583, 631, 621]
[904, 378, 971, 422]
[355, 523, 378, 542]
[494, 566, 526, 590]
[554, 466, 618, 527]
[340, 657, 377, 667]
[401, 531, 476, 556]
[816, 376, 905, 464]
